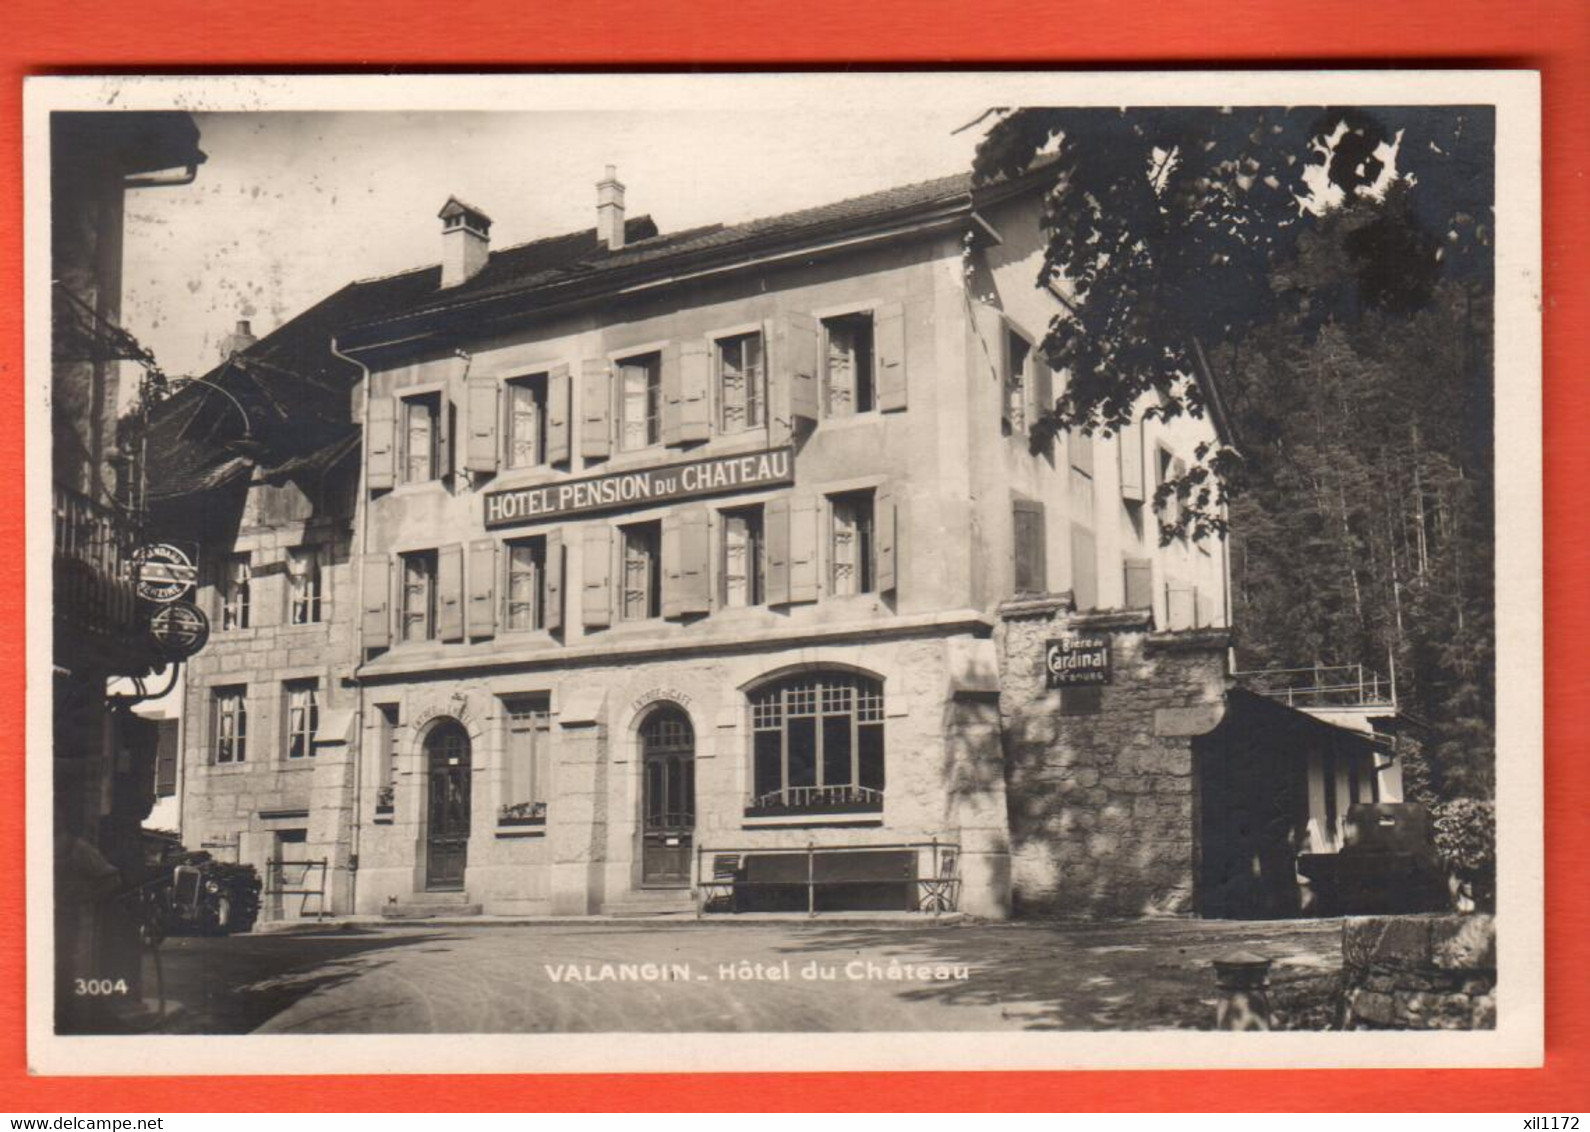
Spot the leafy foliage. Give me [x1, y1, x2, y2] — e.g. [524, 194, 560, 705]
[976, 105, 1496, 802]
[1430, 798, 1497, 912]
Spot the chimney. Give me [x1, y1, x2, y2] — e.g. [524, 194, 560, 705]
[218, 318, 257, 360]
[438, 197, 492, 288]
[597, 165, 626, 251]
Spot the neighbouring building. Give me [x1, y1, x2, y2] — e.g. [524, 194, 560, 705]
[51, 111, 205, 1026]
[150, 159, 1404, 924]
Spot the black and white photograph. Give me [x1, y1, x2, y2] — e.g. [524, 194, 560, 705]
[27, 72, 1542, 1073]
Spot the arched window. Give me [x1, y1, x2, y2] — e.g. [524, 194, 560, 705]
[749, 672, 884, 815]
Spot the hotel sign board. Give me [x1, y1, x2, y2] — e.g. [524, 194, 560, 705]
[1046, 634, 1112, 688]
[484, 446, 794, 529]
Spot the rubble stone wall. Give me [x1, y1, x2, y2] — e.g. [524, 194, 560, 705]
[1343, 914, 1497, 1029]
[996, 600, 1229, 919]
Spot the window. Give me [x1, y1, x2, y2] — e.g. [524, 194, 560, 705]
[504, 536, 546, 631]
[617, 352, 661, 451]
[1156, 446, 1186, 537]
[400, 550, 438, 642]
[749, 672, 885, 813]
[374, 703, 399, 810]
[721, 505, 764, 608]
[287, 546, 322, 625]
[501, 696, 551, 822]
[284, 680, 319, 759]
[401, 392, 441, 482]
[213, 686, 248, 764]
[219, 553, 251, 630]
[620, 522, 662, 621]
[1004, 330, 1031, 435]
[716, 331, 765, 433]
[822, 313, 874, 416]
[829, 491, 875, 596]
[505, 375, 548, 469]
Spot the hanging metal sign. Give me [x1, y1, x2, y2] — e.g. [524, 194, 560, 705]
[133, 543, 199, 603]
[1046, 634, 1112, 688]
[148, 601, 210, 660]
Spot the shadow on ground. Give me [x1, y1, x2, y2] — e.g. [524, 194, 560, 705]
[147, 926, 464, 1034]
[758, 919, 1344, 1031]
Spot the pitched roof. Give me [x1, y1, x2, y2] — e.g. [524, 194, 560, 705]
[141, 160, 1056, 502]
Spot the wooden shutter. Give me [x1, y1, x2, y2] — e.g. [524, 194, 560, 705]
[660, 509, 710, 618]
[771, 314, 819, 442]
[581, 524, 613, 628]
[543, 529, 563, 633]
[1013, 499, 1047, 595]
[679, 340, 711, 442]
[789, 494, 819, 603]
[1069, 524, 1098, 612]
[437, 543, 464, 642]
[360, 553, 391, 651]
[765, 495, 791, 605]
[580, 358, 611, 460]
[467, 538, 497, 638]
[1120, 417, 1145, 502]
[874, 486, 898, 595]
[366, 395, 396, 492]
[547, 364, 572, 465]
[1034, 361, 1055, 423]
[660, 342, 683, 447]
[436, 399, 455, 480]
[1069, 427, 1094, 476]
[661, 512, 682, 619]
[465, 376, 499, 474]
[678, 506, 710, 615]
[1123, 556, 1153, 610]
[153, 721, 178, 798]
[874, 301, 908, 412]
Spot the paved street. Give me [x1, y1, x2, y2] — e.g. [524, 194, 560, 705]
[140, 917, 1344, 1034]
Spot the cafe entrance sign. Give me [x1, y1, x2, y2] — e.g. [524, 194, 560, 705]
[148, 601, 210, 661]
[133, 543, 198, 603]
[1046, 634, 1112, 688]
[484, 446, 793, 529]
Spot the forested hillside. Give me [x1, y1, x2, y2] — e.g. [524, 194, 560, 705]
[974, 106, 1496, 813]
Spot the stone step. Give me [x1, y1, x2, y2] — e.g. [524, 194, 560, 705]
[382, 895, 483, 920]
[603, 890, 697, 917]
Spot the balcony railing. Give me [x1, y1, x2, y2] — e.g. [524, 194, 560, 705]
[53, 484, 140, 643]
[1232, 664, 1394, 709]
[746, 784, 884, 817]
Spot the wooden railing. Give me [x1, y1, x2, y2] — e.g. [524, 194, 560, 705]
[53, 484, 140, 643]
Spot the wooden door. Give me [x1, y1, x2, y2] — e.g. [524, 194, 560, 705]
[425, 721, 471, 891]
[640, 706, 695, 887]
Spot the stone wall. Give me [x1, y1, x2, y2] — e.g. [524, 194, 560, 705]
[1343, 914, 1497, 1029]
[996, 600, 1228, 919]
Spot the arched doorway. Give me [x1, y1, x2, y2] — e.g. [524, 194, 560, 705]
[424, 720, 472, 891]
[639, 705, 695, 887]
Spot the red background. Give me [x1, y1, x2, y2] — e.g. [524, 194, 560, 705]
[2, 0, 1585, 1111]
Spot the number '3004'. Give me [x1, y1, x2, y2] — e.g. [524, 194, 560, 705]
[74, 978, 129, 996]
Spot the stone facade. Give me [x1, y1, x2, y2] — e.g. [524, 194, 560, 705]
[356, 633, 1011, 917]
[178, 474, 359, 918]
[997, 601, 1229, 919]
[1342, 914, 1497, 1030]
[168, 169, 1232, 924]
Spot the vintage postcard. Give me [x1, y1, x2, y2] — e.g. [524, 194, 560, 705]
[24, 71, 1542, 1074]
